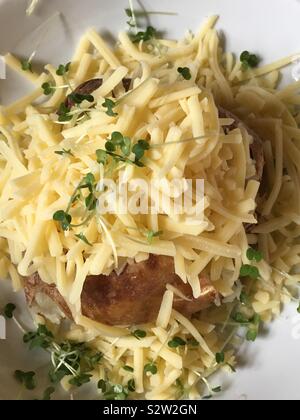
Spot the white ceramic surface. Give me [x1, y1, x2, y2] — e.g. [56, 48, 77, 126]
[0, 0, 300, 401]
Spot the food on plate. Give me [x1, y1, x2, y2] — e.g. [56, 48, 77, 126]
[1, 6, 300, 400]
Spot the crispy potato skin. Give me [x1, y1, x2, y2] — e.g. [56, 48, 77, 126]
[24, 255, 218, 326]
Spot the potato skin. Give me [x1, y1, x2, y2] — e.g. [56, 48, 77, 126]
[24, 255, 218, 326]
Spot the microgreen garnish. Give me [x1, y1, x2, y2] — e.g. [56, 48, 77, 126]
[98, 380, 133, 400]
[177, 67, 192, 80]
[4, 303, 16, 319]
[168, 336, 186, 348]
[240, 51, 259, 70]
[53, 173, 97, 232]
[187, 337, 199, 347]
[42, 386, 55, 400]
[231, 312, 249, 324]
[53, 210, 72, 231]
[69, 373, 93, 388]
[96, 132, 149, 168]
[75, 233, 92, 246]
[125, 5, 137, 29]
[232, 312, 261, 342]
[175, 379, 185, 398]
[101, 383, 128, 400]
[127, 379, 136, 392]
[132, 329, 147, 340]
[216, 352, 225, 364]
[42, 82, 55, 96]
[227, 364, 236, 373]
[246, 248, 263, 262]
[23, 325, 103, 390]
[123, 365, 134, 373]
[68, 92, 94, 105]
[297, 303, 300, 314]
[202, 386, 222, 400]
[130, 26, 156, 43]
[54, 149, 74, 157]
[240, 264, 260, 279]
[240, 291, 250, 306]
[56, 62, 71, 76]
[14, 370, 36, 390]
[57, 103, 73, 122]
[144, 363, 157, 375]
[146, 230, 162, 244]
[246, 329, 258, 342]
[23, 324, 54, 350]
[103, 98, 118, 117]
[21, 59, 33, 73]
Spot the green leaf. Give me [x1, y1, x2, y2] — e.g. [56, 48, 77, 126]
[297, 303, 300, 314]
[75, 233, 92, 246]
[212, 386, 222, 393]
[23, 324, 54, 350]
[53, 210, 72, 231]
[58, 113, 73, 122]
[105, 141, 116, 152]
[177, 67, 192, 80]
[240, 51, 250, 61]
[21, 59, 33, 72]
[240, 264, 260, 279]
[187, 337, 199, 347]
[14, 370, 36, 390]
[226, 363, 236, 373]
[85, 193, 97, 211]
[168, 336, 186, 348]
[246, 329, 258, 342]
[83, 172, 95, 186]
[69, 373, 92, 388]
[144, 363, 157, 375]
[96, 149, 108, 165]
[56, 62, 71, 76]
[42, 82, 54, 96]
[123, 365, 134, 372]
[127, 379, 136, 392]
[131, 26, 156, 43]
[251, 313, 261, 326]
[4, 303, 16, 319]
[98, 379, 107, 392]
[240, 291, 250, 306]
[111, 131, 124, 145]
[240, 50, 259, 70]
[146, 230, 162, 244]
[121, 137, 132, 156]
[246, 247, 263, 262]
[132, 329, 147, 340]
[55, 149, 74, 157]
[125, 8, 133, 17]
[49, 369, 66, 384]
[102, 98, 118, 117]
[216, 352, 225, 364]
[42, 386, 55, 400]
[232, 312, 249, 324]
[202, 394, 213, 400]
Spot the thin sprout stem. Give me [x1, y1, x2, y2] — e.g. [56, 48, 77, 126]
[70, 213, 95, 229]
[128, 0, 138, 34]
[12, 316, 27, 334]
[150, 133, 217, 149]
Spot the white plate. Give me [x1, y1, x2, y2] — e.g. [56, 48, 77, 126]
[0, 0, 300, 401]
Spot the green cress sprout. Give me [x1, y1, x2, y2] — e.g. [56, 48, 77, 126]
[240, 51, 259, 70]
[56, 62, 71, 76]
[168, 336, 186, 348]
[177, 67, 192, 80]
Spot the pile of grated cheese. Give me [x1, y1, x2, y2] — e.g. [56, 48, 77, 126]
[1, 15, 300, 399]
